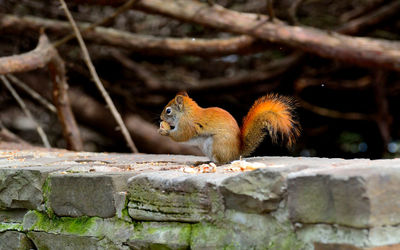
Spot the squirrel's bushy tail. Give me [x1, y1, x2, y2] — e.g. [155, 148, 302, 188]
[240, 94, 300, 156]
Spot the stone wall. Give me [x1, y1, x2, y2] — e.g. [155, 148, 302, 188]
[0, 150, 399, 249]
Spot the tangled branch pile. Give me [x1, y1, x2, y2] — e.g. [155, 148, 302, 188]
[0, 0, 399, 158]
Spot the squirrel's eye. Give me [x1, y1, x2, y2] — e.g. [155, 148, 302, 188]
[166, 107, 172, 115]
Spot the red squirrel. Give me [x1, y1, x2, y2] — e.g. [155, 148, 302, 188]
[158, 92, 300, 164]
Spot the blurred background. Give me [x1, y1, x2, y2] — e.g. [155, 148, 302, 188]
[0, 0, 399, 159]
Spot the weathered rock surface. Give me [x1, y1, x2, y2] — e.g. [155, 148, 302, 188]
[288, 161, 400, 228]
[0, 150, 399, 249]
[128, 222, 191, 249]
[0, 231, 33, 250]
[0, 166, 69, 210]
[0, 209, 27, 223]
[220, 163, 304, 213]
[48, 172, 134, 218]
[127, 171, 230, 222]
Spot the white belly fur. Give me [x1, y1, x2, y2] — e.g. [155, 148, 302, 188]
[184, 136, 214, 161]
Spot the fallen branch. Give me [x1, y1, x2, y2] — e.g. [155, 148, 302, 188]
[337, 0, 400, 35]
[0, 121, 31, 146]
[294, 76, 372, 91]
[48, 50, 84, 151]
[6, 74, 57, 113]
[299, 98, 373, 121]
[53, 0, 137, 48]
[186, 53, 301, 92]
[66, 0, 400, 71]
[372, 70, 391, 148]
[339, 0, 386, 22]
[0, 75, 51, 148]
[0, 14, 260, 57]
[0, 34, 53, 74]
[59, 0, 138, 153]
[112, 51, 300, 92]
[126, 0, 400, 72]
[0, 33, 83, 150]
[111, 50, 161, 89]
[287, 0, 303, 25]
[267, 0, 275, 21]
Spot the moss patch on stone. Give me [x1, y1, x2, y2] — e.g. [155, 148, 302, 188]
[190, 222, 237, 249]
[267, 231, 305, 250]
[41, 176, 55, 218]
[129, 221, 191, 249]
[23, 210, 96, 236]
[0, 222, 23, 232]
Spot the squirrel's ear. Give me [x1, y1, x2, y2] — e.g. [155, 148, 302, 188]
[175, 95, 184, 110]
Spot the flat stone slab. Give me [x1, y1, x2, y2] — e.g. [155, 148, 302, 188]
[288, 160, 400, 228]
[0, 166, 70, 210]
[48, 172, 134, 218]
[127, 171, 231, 222]
[0, 231, 33, 250]
[0, 150, 399, 249]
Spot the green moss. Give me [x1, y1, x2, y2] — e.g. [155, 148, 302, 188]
[191, 218, 305, 250]
[42, 176, 51, 196]
[25, 211, 96, 236]
[132, 221, 144, 231]
[131, 222, 191, 248]
[178, 224, 191, 243]
[141, 222, 190, 238]
[268, 232, 304, 250]
[191, 222, 236, 248]
[0, 222, 23, 232]
[119, 193, 132, 222]
[41, 176, 55, 218]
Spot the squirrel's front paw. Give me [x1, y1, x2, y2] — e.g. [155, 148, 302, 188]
[158, 121, 171, 136]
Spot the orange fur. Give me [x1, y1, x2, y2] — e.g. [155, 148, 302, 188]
[159, 93, 299, 163]
[241, 94, 300, 156]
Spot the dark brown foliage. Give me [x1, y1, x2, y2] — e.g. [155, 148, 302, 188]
[1, 0, 399, 158]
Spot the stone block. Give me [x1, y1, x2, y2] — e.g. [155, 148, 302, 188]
[218, 156, 351, 214]
[28, 232, 101, 250]
[190, 210, 303, 250]
[220, 164, 309, 213]
[0, 166, 68, 210]
[23, 210, 134, 247]
[127, 171, 229, 222]
[48, 172, 134, 218]
[28, 231, 128, 250]
[0, 231, 33, 250]
[0, 209, 27, 223]
[288, 165, 400, 228]
[127, 222, 191, 249]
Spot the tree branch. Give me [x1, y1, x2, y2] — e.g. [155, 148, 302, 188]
[136, 0, 400, 71]
[53, 0, 137, 48]
[0, 121, 31, 146]
[0, 14, 261, 57]
[287, 0, 303, 25]
[337, 0, 400, 35]
[68, 0, 400, 72]
[299, 97, 373, 121]
[59, 0, 138, 153]
[339, 0, 386, 23]
[0, 33, 83, 150]
[0, 34, 54, 74]
[48, 50, 84, 151]
[185, 52, 301, 92]
[372, 70, 391, 148]
[0, 75, 51, 148]
[6, 74, 57, 113]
